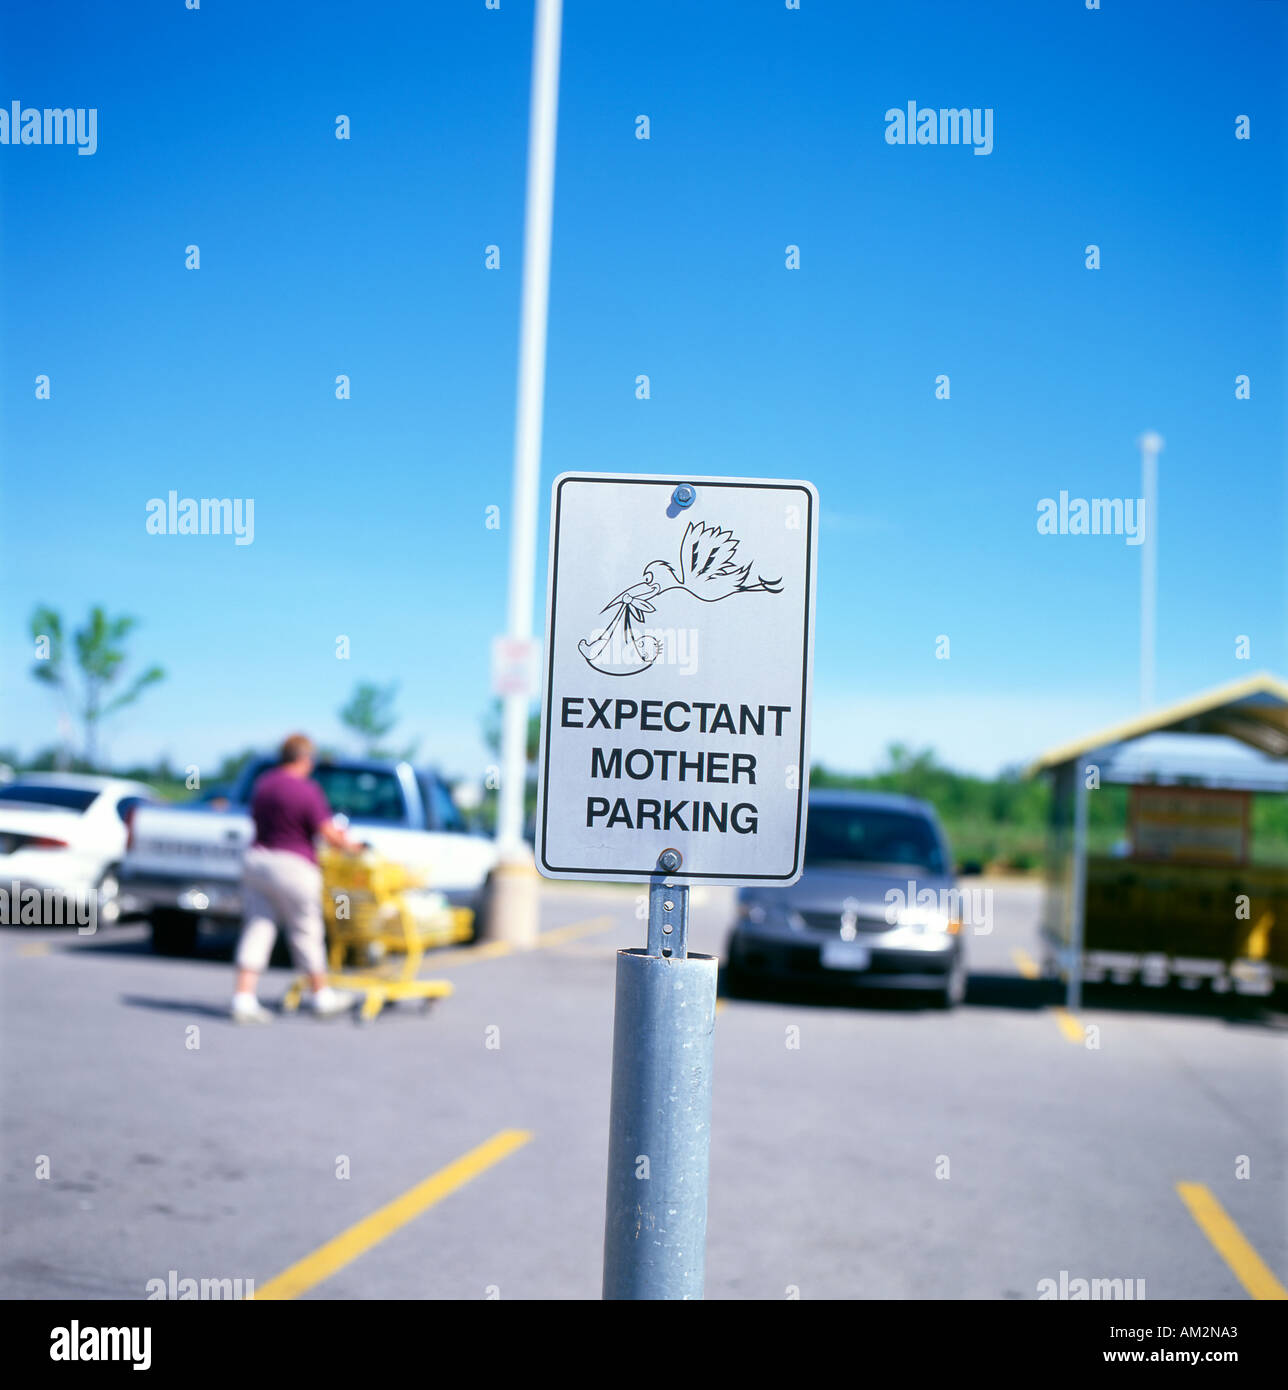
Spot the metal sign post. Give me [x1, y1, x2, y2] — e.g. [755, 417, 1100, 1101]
[602, 848, 718, 1299]
[534, 471, 818, 1299]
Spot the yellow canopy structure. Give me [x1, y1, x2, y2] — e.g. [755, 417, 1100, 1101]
[1029, 672, 1288, 776]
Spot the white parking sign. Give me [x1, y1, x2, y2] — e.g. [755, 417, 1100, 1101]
[536, 473, 817, 885]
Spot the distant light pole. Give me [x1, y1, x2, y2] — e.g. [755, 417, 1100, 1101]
[1138, 431, 1163, 711]
[486, 0, 563, 943]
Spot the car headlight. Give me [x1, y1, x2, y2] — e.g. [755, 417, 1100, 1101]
[738, 901, 805, 930]
[894, 907, 951, 934]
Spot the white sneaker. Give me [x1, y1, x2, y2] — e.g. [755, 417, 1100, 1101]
[231, 994, 273, 1025]
[310, 986, 357, 1018]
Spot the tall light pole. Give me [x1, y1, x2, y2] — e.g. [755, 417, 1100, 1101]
[1138, 431, 1163, 711]
[485, 0, 563, 943]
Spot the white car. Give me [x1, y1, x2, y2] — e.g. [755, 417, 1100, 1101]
[0, 773, 155, 926]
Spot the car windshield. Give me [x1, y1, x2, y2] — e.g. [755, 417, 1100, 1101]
[419, 774, 466, 833]
[0, 784, 98, 813]
[804, 804, 944, 873]
[312, 767, 407, 824]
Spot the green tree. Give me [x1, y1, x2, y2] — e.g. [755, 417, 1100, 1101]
[339, 681, 417, 759]
[482, 698, 541, 763]
[29, 605, 165, 770]
[215, 747, 261, 784]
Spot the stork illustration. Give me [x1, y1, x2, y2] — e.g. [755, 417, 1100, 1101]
[578, 521, 783, 676]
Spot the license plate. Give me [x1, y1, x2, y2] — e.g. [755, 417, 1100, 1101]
[821, 941, 870, 970]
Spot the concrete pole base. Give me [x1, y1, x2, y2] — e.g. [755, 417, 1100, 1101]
[478, 850, 540, 946]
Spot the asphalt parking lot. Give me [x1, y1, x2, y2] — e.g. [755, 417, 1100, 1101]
[2, 880, 1284, 1301]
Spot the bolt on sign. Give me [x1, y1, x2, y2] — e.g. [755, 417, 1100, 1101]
[536, 473, 818, 885]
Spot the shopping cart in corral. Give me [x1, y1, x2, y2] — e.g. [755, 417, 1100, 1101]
[281, 848, 473, 1023]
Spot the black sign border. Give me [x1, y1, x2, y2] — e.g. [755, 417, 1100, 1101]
[538, 475, 814, 882]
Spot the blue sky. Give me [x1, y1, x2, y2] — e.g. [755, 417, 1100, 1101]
[2, 0, 1284, 781]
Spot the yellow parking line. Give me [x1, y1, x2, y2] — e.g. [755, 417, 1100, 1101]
[1052, 1007, 1085, 1044]
[540, 940, 620, 959]
[1176, 1183, 1288, 1300]
[1017, 952, 1086, 1044]
[252, 1129, 533, 1301]
[535, 915, 615, 950]
[1011, 948, 1040, 980]
[428, 940, 514, 969]
[427, 916, 614, 971]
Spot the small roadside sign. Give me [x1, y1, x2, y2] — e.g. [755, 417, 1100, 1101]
[536, 472, 817, 885]
[491, 635, 539, 697]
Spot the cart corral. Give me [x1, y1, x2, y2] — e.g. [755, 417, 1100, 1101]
[1029, 673, 1288, 1005]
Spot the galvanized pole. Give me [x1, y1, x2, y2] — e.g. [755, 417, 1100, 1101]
[483, 0, 562, 947]
[1138, 431, 1163, 712]
[603, 849, 718, 1299]
[496, 0, 562, 862]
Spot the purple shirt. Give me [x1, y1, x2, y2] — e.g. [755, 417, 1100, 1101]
[250, 767, 331, 864]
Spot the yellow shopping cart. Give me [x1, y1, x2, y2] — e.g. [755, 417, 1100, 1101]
[282, 848, 473, 1023]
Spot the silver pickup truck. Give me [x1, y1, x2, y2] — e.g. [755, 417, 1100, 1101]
[120, 757, 496, 955]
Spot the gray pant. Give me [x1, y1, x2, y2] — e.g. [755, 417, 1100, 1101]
[236, 846, 327, 976]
